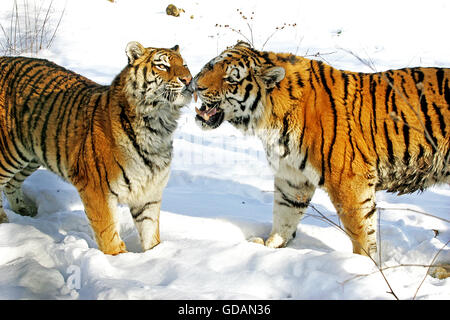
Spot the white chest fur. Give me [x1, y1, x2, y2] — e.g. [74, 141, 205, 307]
[115, 163, 170, 206]
[257, 128, 322, 187]
[112, 103, 179, 206]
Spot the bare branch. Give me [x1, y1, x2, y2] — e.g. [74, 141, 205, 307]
[378, 207, 450, 224]
[413, 240, 449, 299]
[0, 0, 64, 55]
[309, 204, 399, 300]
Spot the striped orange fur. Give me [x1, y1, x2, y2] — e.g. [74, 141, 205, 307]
[193, 41, 449, 257]
[0, 42, 192, 254]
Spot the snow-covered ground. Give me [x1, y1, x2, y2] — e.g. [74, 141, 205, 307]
[0, 0, 449, 300]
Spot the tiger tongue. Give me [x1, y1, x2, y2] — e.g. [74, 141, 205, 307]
[206, 106, 217, 116]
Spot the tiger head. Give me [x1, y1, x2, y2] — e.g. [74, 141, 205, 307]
[193, 41, 285, 131]
[124, 41, 193, 114]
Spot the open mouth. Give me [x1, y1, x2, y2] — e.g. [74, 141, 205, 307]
[195, 101, 225, 128]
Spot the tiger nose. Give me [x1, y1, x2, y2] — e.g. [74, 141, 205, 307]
[180, 74, 192, 86]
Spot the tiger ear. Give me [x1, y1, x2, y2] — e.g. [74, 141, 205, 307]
[126, 41, 145, 64]
[171, 44, 180, 53]
[257, 66, 285, 89]
[234, 41, 252, 49]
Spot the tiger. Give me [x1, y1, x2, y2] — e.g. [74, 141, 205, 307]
[193, 41, 450, 257]
[0, 41, 193, 255]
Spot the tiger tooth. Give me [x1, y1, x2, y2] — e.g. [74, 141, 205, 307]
[195, 106, 209, 121]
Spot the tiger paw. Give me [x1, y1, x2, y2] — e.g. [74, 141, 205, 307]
[248, 234, 287, 248]
[111, 248, 128, 256]
[264, 233, 287, 248]
[99, 240, 128, 255]
[248, 237, 265, 245]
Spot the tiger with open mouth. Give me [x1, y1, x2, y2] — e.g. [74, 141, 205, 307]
[192, 41, 450, 257]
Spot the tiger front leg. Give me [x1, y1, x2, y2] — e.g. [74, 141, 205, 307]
[130, 200, 162, 251]
[263, 174, 316, 248]
[79, 187, 127, 255]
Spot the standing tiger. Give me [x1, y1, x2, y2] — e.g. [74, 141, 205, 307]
[193, 41, 449, 257]
[0, 41, 193, 255]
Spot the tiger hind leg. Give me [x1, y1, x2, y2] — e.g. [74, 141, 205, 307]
[340, 205, 378, 258]
[3, 161, 40, 217]
[330, 182, 378, 258]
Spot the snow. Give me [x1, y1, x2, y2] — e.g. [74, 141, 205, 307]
[0, 0, 449, 300]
